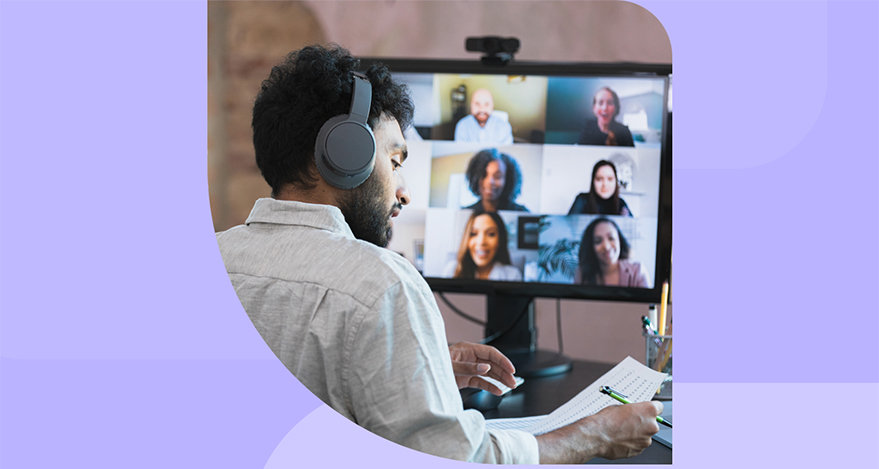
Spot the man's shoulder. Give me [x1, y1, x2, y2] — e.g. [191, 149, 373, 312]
[218, 223, 426, 306]
[317, 240, 434, 311]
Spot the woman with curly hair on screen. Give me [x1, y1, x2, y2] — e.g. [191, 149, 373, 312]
[462, 148, 528, 213]
[442, 211, 522, 281]
[576, 217, 649, 287]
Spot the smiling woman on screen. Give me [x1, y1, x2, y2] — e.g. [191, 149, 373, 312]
[577, 87, 635, 147]
[442, 212, 522, 281]
[576, 217, 650, 288]
[462, 149, 528, 213]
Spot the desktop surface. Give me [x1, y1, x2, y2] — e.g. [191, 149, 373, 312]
[479, 358, 672, 465]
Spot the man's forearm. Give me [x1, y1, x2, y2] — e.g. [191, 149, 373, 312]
[534, 402, 660, 463]
[535, 421, 606, 464]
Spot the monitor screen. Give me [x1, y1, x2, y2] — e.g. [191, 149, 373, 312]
[361, 59, 672, 303]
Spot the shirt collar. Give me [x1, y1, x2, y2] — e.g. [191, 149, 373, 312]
[244, 198, 354, 239]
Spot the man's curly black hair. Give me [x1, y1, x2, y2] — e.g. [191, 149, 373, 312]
[251, 44, 414, 195]
[465, 148, 523, 208]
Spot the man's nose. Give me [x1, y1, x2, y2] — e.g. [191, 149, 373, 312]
[396, 172, 410, 206]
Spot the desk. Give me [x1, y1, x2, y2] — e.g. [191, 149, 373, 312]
[480, 359, 672, 465]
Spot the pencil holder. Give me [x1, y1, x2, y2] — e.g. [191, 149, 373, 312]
[644, 332, 672, 398]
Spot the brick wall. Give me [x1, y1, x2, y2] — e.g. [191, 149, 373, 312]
[208, 1, 325, 232]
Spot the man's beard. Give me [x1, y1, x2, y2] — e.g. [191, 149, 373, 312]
[338, 174, 398, 248]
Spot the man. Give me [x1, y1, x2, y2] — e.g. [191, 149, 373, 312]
[453, 88, 514, 144]
[217, 45, 661, 464]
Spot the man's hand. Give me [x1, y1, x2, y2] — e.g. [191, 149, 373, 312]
[536, 401, 662, 464]
[448, 342, 517, 395]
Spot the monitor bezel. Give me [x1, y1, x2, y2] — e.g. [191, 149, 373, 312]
[358, 57, 672, 304]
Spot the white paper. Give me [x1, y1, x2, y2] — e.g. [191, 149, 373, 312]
[526, 356, 667, 435]
[476, 375, 525, 395]
[485, 415, 547, 432]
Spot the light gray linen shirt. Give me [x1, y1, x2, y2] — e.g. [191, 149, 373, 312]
[217, 198, 539, 464]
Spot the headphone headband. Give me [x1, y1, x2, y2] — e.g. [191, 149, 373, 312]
[348, 72, 372, 122]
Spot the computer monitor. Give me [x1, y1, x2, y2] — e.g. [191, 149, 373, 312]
[359, 58, 672, 376]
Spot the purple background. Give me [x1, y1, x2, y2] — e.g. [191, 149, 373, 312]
[1, 1, 876, 468]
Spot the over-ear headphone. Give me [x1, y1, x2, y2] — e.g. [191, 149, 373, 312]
[314, 72, 376, 190]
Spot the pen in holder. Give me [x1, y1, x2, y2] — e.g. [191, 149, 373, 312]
[644, 328, 672, 399]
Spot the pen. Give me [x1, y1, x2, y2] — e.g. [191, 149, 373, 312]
[600, 385, 672, 428]
[647, 304, 658, 332]
[641, 316, 662, 347]
[641, 315, 655, 333]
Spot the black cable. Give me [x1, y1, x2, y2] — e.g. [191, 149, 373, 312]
[437, 292, 485, 326]
[556, 298, 564, 354]
[479, 299, 532, 345]
[438, 292, 534, 346]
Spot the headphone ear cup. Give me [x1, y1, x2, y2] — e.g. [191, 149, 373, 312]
[315, 115, 376, 189]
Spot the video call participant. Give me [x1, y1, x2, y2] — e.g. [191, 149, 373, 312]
[463, 148, 529, 213]
[217, 45, 661, 465]
[577, 87, 635, 147]
[442, 212, 522, 281]
[576, 217, 650, 288]
[569, 160, 632, 217]
[454, 88, 514, 145]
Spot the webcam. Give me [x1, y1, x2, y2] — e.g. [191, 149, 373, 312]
[465, 36, 520, 66]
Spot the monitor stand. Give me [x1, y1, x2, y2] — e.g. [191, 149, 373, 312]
[485, 293, 572, 378]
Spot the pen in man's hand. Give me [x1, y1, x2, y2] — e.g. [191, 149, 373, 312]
[600, 385, 672, 428]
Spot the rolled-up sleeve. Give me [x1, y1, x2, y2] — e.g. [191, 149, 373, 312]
[345, 280, 539, 464]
